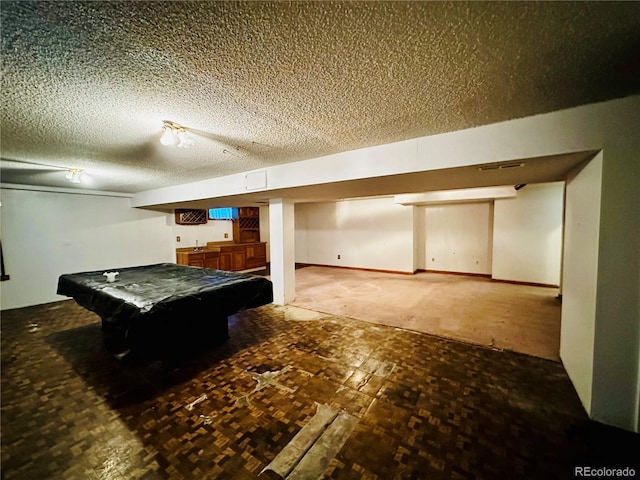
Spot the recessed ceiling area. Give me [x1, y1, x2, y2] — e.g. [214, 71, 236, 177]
[1, 2, 638, 198]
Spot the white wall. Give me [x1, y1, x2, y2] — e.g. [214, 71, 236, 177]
[295, 197, 415, 273]
[423, 202, 493, 275]
[298, 190, 563, 283]
[492, 182, 564, 285]
[173, 218, 233, 249]
[413, 206, 424, 272]
[560, 156, 602, 414]
[0, 188, 174, 310]
[294, 204, 307, 263]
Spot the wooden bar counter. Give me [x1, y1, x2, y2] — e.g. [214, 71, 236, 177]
[176, 242, 267, 271]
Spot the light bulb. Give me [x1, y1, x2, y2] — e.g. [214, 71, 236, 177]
[161, 121, 193, 148]
[177, 131, 194, 148]
[160, 126, 179, 146]
[65, 169, 87, 184]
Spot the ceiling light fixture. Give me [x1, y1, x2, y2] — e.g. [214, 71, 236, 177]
[65, 168, 87, 184]
[160, 120, 193, 148]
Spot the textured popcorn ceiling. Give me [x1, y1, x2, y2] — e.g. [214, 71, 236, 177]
[1, 1, 639, 195]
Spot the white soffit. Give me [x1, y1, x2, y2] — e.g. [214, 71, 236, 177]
[395, 186, 517, 206]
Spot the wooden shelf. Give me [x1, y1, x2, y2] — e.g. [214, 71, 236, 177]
[233, 207, 261, 243]
[175, 209, 207, 225]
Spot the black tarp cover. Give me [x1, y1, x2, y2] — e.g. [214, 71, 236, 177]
[57, 263, 273, 327]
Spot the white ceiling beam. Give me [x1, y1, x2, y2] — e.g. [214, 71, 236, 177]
[394, 186, 517, 206]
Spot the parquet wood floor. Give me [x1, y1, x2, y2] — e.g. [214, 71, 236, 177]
[1, 300, 638, 479]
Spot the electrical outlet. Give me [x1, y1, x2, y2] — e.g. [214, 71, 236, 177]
[224, 233, 229, 238]
[176, 236, 181, 242]
[337, 254, 341, 260]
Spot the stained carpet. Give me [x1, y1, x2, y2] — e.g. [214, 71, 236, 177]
[290, 266, 562, 361]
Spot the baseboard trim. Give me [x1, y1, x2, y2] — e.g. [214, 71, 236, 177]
[295, 264, 559, 287]
[297, 263, 415, 275]
[491, 278, 559, 289]
[417, 269, 492, 279]
[415, 269, 558, 288]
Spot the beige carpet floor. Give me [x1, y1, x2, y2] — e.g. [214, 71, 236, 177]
[290, 266, 562, 361]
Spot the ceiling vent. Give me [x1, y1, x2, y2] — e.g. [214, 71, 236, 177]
[478, 162, 525, 171]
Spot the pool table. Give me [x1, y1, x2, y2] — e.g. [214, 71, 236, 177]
[57, 263, 273, 356]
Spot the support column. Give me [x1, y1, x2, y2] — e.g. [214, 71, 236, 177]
[561, 148, 640, 433]
[591, 147, 640, 432]
[269, 198, 296, 305]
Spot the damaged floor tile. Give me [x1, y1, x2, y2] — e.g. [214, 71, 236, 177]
[233, 366, 296, 407]
[185, 394, 207, 411]
[288, 411, 357, 480]
[199, 414, 216, 425]
[251, 366, 296, 394]
[262, 403, 358, 479]
[360, 358, 395, 377]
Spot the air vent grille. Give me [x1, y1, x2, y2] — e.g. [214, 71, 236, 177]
[478, 162, 525, 171]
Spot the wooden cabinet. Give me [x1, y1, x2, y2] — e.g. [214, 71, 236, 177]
[204, 251, 220, 269]
[176, 251, 204, 267]
[232, 246, 246, 270]
[191, 254, 205, 267]
[233, 207, 261, 243]
[217, 244, 246, 271]
[245, 242, 267, 269]
[176, 242, 266, 272]
[219, 251, 232, 271]
[176, 250, 220, 268]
